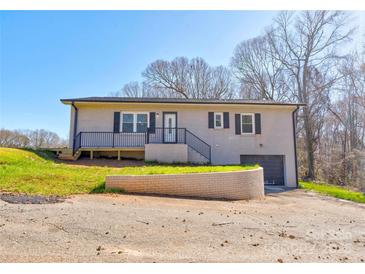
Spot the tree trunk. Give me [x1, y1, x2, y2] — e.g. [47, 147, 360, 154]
[303, 108, 315, 180]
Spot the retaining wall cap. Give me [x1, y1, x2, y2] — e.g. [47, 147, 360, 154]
[106, 167, 263, 178]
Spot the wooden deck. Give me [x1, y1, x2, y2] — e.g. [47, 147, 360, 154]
[52, 147, 145, 161]
[79, 147, 145, 160]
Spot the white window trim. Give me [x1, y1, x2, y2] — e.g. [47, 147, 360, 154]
[214, 112, 224, 129]
[241, 113, 255, 135]
[120, 112, 150, 133]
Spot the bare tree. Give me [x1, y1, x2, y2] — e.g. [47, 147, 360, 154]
[142, 57, 235, 99]
[231, 34, 289, 101]
[111, 81, 177, 98]
[320, 51, 365, 189]
[118, 82, 144, 97]
[0, 129, 30, 147]
[267, 11, 354, 180]
[210, 65, 236, 99]
[188, 57, 211, 98]
[112, 82, 149, 97]
[0, 129, 67, 148]
[142, 57, 190, 98]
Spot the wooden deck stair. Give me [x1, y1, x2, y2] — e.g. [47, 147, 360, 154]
[57, 149, 81, 161]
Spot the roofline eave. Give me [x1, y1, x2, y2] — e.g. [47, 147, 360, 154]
[60, 98, 306, 107]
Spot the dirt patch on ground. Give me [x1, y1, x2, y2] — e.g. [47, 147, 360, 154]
[0, 190, 364, 262]
[0, 193, 64, 204]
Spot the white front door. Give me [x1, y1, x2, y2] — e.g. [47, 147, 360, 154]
[163, 113, 177, 143]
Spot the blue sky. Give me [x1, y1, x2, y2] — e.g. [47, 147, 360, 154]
[0, 11, 278, 138]
[0, 11, 363, 139]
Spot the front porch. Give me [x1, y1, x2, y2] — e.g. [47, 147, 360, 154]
[71, 128, 211, 163]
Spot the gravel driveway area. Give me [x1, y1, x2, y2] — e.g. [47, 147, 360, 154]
[0, 190, 364, 262]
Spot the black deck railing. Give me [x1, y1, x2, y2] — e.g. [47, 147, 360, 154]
[73, 128, 211, 162]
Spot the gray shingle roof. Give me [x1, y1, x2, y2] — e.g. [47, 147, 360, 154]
[60, 97, 305, 106]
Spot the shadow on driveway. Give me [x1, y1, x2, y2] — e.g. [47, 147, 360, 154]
[264, 185, 296, 194]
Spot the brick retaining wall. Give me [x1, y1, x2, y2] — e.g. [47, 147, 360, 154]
[105, 168, 264, 200]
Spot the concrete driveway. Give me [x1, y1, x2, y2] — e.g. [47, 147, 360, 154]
[0, 189, 364, 262]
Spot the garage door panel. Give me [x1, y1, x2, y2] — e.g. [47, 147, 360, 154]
[240, 155, 284, 185]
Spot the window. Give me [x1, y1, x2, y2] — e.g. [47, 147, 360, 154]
[214, 112, 223, 129]
[241, 113, 255, 134]
[122, 113, 134, 133]
[168, 117, 173, 133]
[136, 113, 148, 133]
[121, 112, 149, 133]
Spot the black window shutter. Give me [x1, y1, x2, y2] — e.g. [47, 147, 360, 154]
[149, 112, 156, 133]
[255, 113, 261, 134]
[235, 114, 241, 135]
[113, 112, 120, 133]
[223, 112, 229, 128]
[208, 112, 214, 128]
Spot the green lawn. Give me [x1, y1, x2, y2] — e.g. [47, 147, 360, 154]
[0, 148, 258, 196]
[299, 181, 365, 204]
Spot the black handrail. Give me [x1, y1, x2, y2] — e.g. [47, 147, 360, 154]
[147, 128, 211, 162]
[185, 129, 211, 148]
[185, 129, 211, 162]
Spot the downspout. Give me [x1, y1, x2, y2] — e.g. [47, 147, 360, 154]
[292, 105, 300, 188]
[71, 102, 78, 155]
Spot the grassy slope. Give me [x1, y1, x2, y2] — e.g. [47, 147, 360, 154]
[299, 181, 365, 204]
[0, 148, 257, 196]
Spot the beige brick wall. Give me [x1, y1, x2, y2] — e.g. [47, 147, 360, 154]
[105, 168, 264, 200]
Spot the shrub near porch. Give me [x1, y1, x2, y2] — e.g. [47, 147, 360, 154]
[0, 148, 258, 196]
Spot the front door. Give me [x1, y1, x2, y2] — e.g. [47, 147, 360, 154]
[163, 112, 177, 143]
